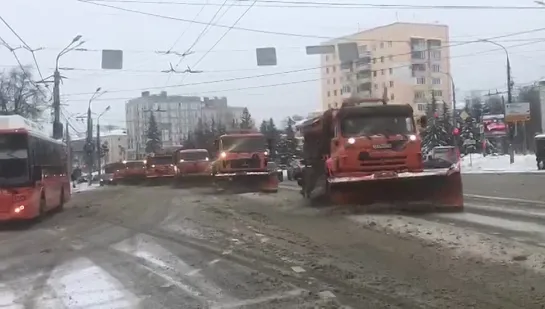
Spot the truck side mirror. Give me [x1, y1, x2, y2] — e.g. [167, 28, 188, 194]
[419, 116, 428, 128]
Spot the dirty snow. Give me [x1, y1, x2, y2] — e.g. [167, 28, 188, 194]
[71, 183, 101, 194]
[349, 214, 545, 273]
[461, 153, 541, 173]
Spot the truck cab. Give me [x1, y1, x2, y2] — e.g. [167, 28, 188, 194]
[213, 130, 270, 175]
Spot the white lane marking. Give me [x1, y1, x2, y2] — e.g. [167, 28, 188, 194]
[466, 202, 545, 219]
[464, 194, 545, 205]
[0, 283, 23, 309]
[435, 212, 545, 236]
[210, 289, 306, 309]
[208, 259, 221, 265]
[35, 257, 140, 309]
[112, 234, 237, 304]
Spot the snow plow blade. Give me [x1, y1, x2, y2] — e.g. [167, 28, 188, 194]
[214, 172, 278, 193]
[328, 167, 463, 212]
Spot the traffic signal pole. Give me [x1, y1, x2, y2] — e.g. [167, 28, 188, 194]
[97, 122, 101, 183]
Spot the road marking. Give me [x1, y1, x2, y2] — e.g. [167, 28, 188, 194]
[464, 194, 545, 205]
[208, 259, 221, 265]
[35, 257, 140, 308]
[210, 289, 306, 309]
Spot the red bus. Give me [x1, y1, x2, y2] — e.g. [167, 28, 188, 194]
[0, 115, 70, 221]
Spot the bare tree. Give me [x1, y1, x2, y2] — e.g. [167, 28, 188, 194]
[0, 66, 47, 120]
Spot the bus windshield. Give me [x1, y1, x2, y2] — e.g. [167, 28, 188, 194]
[220, 136, 266, 153]
[148, 156, 173, 165]
[341, 115, 415, 137]
[0, 133, 29, 185]
[179, 151, 208, 161]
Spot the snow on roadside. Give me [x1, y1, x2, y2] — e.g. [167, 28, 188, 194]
[71, 183, 101, 194]
[461, 154, 541, 173]
[349, 214, 545, 273]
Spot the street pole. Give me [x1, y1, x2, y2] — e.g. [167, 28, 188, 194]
[52, 35, 83, 139]
[85, 87, 104, 186]
[97, 121, 101, 182]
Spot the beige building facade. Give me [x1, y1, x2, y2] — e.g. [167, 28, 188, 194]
[321, 22, 452, 116]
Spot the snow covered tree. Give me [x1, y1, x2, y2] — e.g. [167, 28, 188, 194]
[421, 95, 450, 153]
[239, 108, 254, 129]
[145, 111, 162, 153]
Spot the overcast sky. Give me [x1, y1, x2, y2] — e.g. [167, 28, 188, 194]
[2, 0, 545, 134]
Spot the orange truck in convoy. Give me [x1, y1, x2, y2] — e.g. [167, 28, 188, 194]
[120, 160, 147, 184]
[174, 148, 211, 185]
[212, 129, 278, 193]
[297, 97, 463, 211]
[145, 154, 176, 180]
[0, 115, 70, 221]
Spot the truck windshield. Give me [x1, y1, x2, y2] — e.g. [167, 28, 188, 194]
[125, 161, 145, 169]
[104, 163, 125, 174]
[341, 115, 414, 137]
[148, 156, 173, 165]
[179, 151, 208, 161]
[0, 134, 29, 185]
[221, 136, 266, 153]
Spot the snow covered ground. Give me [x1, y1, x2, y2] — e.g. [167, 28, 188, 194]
[71, 183, 101, 194]
[461, 153, 541, 174]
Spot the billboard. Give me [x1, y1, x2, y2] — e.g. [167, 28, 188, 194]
[505, 102, 530, 122]
[482, 114, 507, 137]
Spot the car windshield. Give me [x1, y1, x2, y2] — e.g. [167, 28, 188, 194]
[341, 115, 414, 137]
[125, 161, 145, 169]
[149, 156, 173, 165]
[221, 136, 266, 152]
[179, 151, 208, 161]
[0, 134, 29, 185]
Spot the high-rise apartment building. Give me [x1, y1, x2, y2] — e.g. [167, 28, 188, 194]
[321, 22, 452, 116]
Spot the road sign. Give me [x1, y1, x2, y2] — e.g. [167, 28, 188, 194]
[337, 42, 359, 63]
[505, 102, 530, 122]
[256, 47, 277, 66]
[305, 45, 335, 55]
[101, 50, 123, 69]
[460, 110, 469, 121]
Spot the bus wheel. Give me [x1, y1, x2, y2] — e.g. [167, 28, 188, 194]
[58, 189, 65, 212]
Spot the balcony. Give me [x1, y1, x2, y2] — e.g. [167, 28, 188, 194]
[356, 69, 372, 81]
[340, 61, 353, 72]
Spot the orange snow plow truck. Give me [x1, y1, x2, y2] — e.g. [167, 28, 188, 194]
[212, 129, 278, 193]
[297, 97, 463, 211]
[174, 148, 212, 186]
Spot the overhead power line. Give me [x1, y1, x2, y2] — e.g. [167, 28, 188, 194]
[88, 0, 545, 10]
[59, 30, 545, 97]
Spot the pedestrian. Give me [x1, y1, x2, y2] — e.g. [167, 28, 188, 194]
[71, 166, 81, 188]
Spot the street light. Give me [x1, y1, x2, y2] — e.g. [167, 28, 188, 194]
[96, 105, 111, 182]
[85, 87, 106, 185]
[53, 35, 84, 139]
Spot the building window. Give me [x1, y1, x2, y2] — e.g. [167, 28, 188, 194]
[372, 58, 376, 64]
[373, 71, 377, 77]
[414, 91, 425, 100]
[381, 69, 385, 75]
[342, 85, 351, 93]
[374, 83, 378, 89]
[334, 90, 337, 96]
[390, 93, 395, 100]
[389, 81, 394, 87]
[380, 42, 384, 48]
[333, 78, 336, 84]
[388, 41, 393, 47]
[431, 50, 441, 59]
[432, 78, 441, 85]
[431, 64, 441, 72]
[325, 55, 329, 62]
[412, 51, 425, 59]
[416, 77, 426, 84]
[417, 103, 426, 111]
[389, 68, 393, 75]
[327, 91, 330, 97]
[380, 56, 384, 63]
[334, 102, 338, 107]
[432, 90, 443, 97]
[326, 67, 329, 74]
[358, 45, 367, 53]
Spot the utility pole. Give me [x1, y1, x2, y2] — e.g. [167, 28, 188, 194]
[507, 56, 515, 164]
[52, 35, 84, 139]
[97, 121, 101, 183]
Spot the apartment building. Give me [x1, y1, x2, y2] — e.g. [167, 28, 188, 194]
[70, 129, 128, 167]
[125, 91, 244, 159]
[321, 22, 452, 116]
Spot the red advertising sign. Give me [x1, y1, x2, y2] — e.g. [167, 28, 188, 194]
[482, 114, 507, 136]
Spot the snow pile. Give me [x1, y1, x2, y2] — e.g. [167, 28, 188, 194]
[461, 154, 539, 173]
[71, 183, 101, 194]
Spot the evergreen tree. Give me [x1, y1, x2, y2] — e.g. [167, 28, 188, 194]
[239, 108, 254, 129]
[145, 111, 162, 153]
[259, 120, 268, 135]
[421, 95, 450, 153]
[285, 117, 298, 155]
